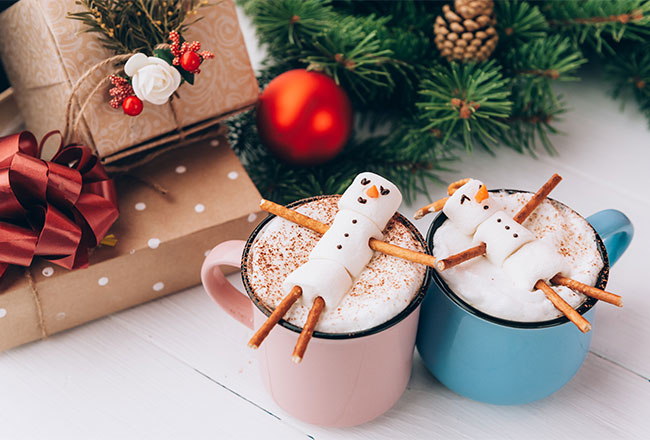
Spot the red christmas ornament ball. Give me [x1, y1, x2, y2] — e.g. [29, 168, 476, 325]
[256, 69, 353, 165]
[122, 96, 143, 116]
[180, 51, 202, 72]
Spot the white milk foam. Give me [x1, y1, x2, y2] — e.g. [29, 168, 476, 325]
[247, 197, 426, 333]
[433, 191, 604, 322]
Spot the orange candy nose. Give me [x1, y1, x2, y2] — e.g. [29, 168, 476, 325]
[366, 185, 379, 198]
[475, 185, 489, 202]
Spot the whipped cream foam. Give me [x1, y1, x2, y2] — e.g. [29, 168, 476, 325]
[433, 191, 604, 322]
[246, 196, 426, 334]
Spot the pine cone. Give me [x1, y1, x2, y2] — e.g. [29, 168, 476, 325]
[434, 0, 498, 63]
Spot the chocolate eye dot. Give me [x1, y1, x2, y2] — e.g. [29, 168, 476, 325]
[513, 233, 518, 238]
[344, 233, 349, 237]
[505, 225, 510, 230]
[352, 219, 357, 224]
[337, 244, 342, 249]
[483, 205, 489, 210]
[496, 218, 501, 223]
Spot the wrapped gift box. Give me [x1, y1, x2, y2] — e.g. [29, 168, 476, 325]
[0, 131, 262, 351]
[0, 0, 259, 165]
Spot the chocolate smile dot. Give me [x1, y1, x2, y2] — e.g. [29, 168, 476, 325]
[352, 219, 357, 224]
[513, 233, 518, 238]
[344, 233, 349, 237]
[505, 225, 510, 230]
[497, 218, 502, 223]
[483, 205, 489, 210]
[337, 244, 342, 249]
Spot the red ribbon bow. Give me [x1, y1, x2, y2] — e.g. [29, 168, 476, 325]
[0, 131, 119, 279]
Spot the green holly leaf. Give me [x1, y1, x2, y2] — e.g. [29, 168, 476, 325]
[179, 69, 195, 85]
[153, 48, 174, 65]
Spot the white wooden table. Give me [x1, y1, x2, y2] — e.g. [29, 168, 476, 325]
[1, 9, 648, 439]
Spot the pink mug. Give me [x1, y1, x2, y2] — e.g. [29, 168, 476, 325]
[200, 197, 430, 427]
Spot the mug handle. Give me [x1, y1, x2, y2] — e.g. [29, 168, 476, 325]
[586, 209, 634, 267]
[200, 240, 254, 330]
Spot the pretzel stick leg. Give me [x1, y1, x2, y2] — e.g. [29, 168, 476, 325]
[260, 199, 436, 268]
[513, 174, 563, 224]
[248, 286, 303, 349]
[436, 243, 487, 270]
[551, 274, 622, 307]
[535, 280, 591, 333]
[292, 296, 326, 363]
[414, 197, 448, 220]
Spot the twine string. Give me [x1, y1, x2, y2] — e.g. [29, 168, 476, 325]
[25, 268, 48, 339]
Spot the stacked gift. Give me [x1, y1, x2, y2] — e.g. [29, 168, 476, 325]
[0, 0, 261, 351]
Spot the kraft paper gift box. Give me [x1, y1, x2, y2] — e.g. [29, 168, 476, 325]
[0, 132, 262, 352]
[0, 0, 259, 165]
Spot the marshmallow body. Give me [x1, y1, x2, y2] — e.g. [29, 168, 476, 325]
[473, 212, 535, 266]
[339, 172, 402, 231]
[503, 240, 566, 291]
[442, 179, 501, 235]
[283, 259, 352, 309]
[310, 210, 383, 277]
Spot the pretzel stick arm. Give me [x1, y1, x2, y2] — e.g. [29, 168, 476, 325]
[414, 197, 449, 220]
[260, 199, 436, 268]
[292, 296, 326, 363]
[551, 275, 622, 307]
[248, 286, 302, 349]
[436, 243, 487, 271]
[369, 239, 437, 268]
[513, 174, 563, 224]
[535, 280, 591, 333]
[260, 199, 329, 235]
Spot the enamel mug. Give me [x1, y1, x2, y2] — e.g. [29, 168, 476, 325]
[201, 197, 431, 426]
[417, 191, 633, 405]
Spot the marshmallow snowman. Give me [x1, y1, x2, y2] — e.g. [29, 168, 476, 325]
[283, 172, 403, 310]
[473, 212, 535, 266]
[503, 240, 566, 291]
[442, 179, 501, 235]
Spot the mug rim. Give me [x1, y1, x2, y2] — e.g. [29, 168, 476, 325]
[240, 195, 432, 340]
[426, 189, 609, 330]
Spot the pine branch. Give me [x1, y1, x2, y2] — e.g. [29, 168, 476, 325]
[68, 0, 210, 55]
[541, 0, 650, 54]
[244, 0, 334, 51]
[417, 61, 512, 152]
[495, 0, 549, 48]
[604, 43, 650, 126]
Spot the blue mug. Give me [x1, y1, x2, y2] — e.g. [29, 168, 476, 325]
[416, 192, 634, 405]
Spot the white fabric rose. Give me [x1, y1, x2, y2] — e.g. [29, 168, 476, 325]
[124, 53, 181, 105]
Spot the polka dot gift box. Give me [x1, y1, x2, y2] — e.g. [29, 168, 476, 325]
[0, 134, 262, 352]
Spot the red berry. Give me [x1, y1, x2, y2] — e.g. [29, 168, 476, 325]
[122, 96, 143, 116]
[180, 51, 201, 72]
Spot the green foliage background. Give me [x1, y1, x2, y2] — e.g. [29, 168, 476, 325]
[229, 0, 650, 204]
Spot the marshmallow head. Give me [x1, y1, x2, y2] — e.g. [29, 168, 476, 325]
[283, 259, 352, 310]
[310, 210, 383, 277]
[442, 179, 500, 235]
[473, 212, 535, 266]
[503, 240, 566, 291]
[338, 172, 402, 231]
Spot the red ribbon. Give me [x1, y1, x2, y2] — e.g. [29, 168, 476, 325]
[0, 131, 119, 279]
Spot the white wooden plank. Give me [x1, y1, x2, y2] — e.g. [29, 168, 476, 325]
[110, 285, 650, 439]
[0, 319, 308, 440]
